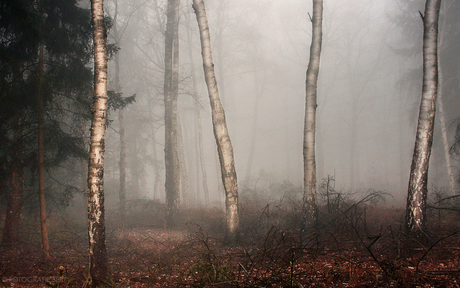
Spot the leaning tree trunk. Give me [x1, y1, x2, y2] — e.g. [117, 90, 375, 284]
[405, 0, 441, 238]
[87, 0, 108, 285]
[303, 0, 323, 230]
[193, 0, 239, 242]
[38, 44, 50, 258]
[164, 0, 181, 226]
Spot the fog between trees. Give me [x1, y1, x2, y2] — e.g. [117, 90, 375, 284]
[99, 0, 457, 209]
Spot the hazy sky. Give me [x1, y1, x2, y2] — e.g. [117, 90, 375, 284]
[101, 0, 456, 207]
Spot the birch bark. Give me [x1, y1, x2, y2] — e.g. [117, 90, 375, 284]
[405, 0, 441, 237]
[193, 0, 239, 241]
[87, 0, 108, 284]
[303, 0, 323, 229]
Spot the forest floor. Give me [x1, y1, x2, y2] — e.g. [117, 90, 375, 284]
[1, 197, 460, 287]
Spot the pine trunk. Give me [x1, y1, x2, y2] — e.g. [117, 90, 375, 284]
[405, 0, 441, 238]
[87, 0, 108, 285]
[38, 44, 50, 257]
[193, 0, 239, 242]
[303, 0, 323, 230]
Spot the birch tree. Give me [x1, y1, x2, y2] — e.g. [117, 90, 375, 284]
[193, 0, 239, 242]
[87, 0, 108, 284]
[405, 0, 441, 238]
[303, 0, 323, 229]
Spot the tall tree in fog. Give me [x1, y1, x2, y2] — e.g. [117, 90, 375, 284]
[1, 0, 93, 247]
[185, 9, 210, 205]
[437, 0, 455, 192]
[87, 0, 108, 284]
[303, 0, 323, 229]
[112, 0, 126, 217]
[193, 0, 239, 242]
[37, 43, 50, 258]
[405, 0, 441, 238]
[164, 0, 181, 226]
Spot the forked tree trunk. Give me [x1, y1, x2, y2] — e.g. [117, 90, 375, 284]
[193, 0, 239, 242]
[2, 114, 24, 246]
[164, 0, 181, 226]
[87, 0, 108, 285]
[405, 0, 441, 238]
[303, 0, 323, 230]
[38, 44, 50, 258]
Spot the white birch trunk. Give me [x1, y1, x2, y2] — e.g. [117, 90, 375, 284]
[405, 0, 441, 238]
[193, 0, 239, 241]
[87, 0, 108, 284]
[303, 0, 323, 229]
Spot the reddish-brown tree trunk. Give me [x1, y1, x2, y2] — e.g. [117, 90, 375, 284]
[38, 44, 50, 257]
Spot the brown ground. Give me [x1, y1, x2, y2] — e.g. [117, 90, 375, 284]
[1, 200, 460, 287]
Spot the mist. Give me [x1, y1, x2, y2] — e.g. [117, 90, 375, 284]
[2, 0, 460, 286]
[98, 0, 455, 210]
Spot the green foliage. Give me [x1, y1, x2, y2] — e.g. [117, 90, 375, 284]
[107, 91, 136, 111]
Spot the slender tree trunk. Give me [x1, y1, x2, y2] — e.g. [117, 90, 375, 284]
[193, 0, 239, 242]
[119, 108, 126, 212]
[303, 0, 323, 230]
[244, 64, 265, 184]
[405, 0, 441, 238]
[2, 114, 24, 246]
[437, 73, 454, 192]
[130, 139, 141, 198]
[88, 0, 108, 284]
[164, 0, 180, 226]
[185, 10, 209, 205]
[38, 44, 50, 258]
[349, 105, 357, 190]
[113, 10, 126, 216]
[437, 2, 454, 193]
[195, 95, 209, 206]
[178, 117, 192, 206]
[150, 121, 162, 200]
